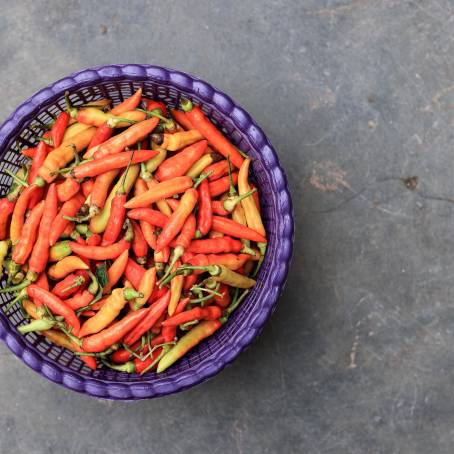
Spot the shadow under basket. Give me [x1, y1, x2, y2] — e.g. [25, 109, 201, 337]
[0, 64, 294, 400]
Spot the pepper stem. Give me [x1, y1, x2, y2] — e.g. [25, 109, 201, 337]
[252, 243, 267, 277]
[123, 288, 144, 301]
[101, 358, 135, 373]
[118, 150, 135, 195]
[4, 169, 29, 188]
[193, 170, 213, 189]
[60, 276, 85, 294]
[0, 279, 30, 294]
[18, 318, 55, 334]
[158, 246, 184, 284]
[220, 289, 250, 324]
[65, 91, 78, 118]
[180, 99, 193, 112]
[106, 117, 138, 128]
[223, 188, 257, 212]
[227, 156, 236, 197]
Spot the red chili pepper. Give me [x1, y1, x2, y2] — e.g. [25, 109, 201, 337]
[27, 137, 50, 208]
[73, 150, 157, 179]
[211, 200, 229, 216]
[156, 188, 198, 251]
[123, 290, 171, 345]
[171, 109, 194, 130]
[214, 284, 231, 308]
[154, 246, 170, 273]
[21, 147, 37, 159]
[181, 100, 244, 169]
[162, 306, 222, 327]
[208, 172, 238, 197]
[81, 179, 94, 198]
[35, 272, 49, 291]
[69, 239, 130, 260]
[204, 160, 229, 181]
[87, 122, 113, 151]
[145, 99, 168, 116]
[155, 140, 207, 181]
[56, 177, 80, 202]
[52, 270, 89, 298]
[65, 290, 94, 310]
[251, 183, 261, 214]
[86, 233, 102, 246]
[188, 237, 246, 254]
[90, 169, 120, 217]
[127, 208, 169, 228]
[10, 184, 41, 244]
[0, 201, 14, 240]
[131, 220, 148, 264]
[49, 193, 85, 246]
[124, 258, 145, 289]
[51, 111, 70, 148]
[197, 178, 212, 236]
[183, 273, 198, 290]
[211, 216, 267, 243]
[28, 183, 58, 277]
[12, 201, 45, 265]
[82, 308, 149, 353]
[27, 285, 80, 335]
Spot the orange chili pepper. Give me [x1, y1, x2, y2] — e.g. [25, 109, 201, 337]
[131, 220, 148, 265]
[47, 256, 89, 280]
[143, 175, 172, 217]
[69, 238, 130, 260]
[56, 177, 80, 202]
[134, 267, 156, 310]
[211, 216, 267, 243]
[171, 109, 194, 130]
[168, 262, 184, 316]
[51, 111, 70, 148]
[204, 159, 229, 181]
[151, 129, 204, 151]
[155, 188, 198, 252]
[103, 249, 129, 294]
[208, 172, 238, 197]
[111, 88, 142, 115]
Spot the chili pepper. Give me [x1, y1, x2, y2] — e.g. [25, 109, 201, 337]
[64, 290, 92, 310]
[21, 147, 37, 159]
[62, 122, 92, 142]
[124, 258, 145, 290]
[162, 305, 222, 327]
[145, 146, 167, 174]
[76, 107, 146, 127]
[213, 284, 231, 308]
[171, 109, 194, 130]
[49, 193, 85, 246]
[52, 270, 89, 298]
[250, 183, 261, 213]
[69, 238, 130, 260]
[79, 287, 142, 337]
[156, 188, 198, 252]
[18, 316, 57, 334]
[101, 249, 128, 294]
[47, 256, 89, 280]
[39, 127, 96, 183]
[211, 216, 267, 243]
[211, 200, 229, 216]
[111, 339, 145, 363]
[197, 178, 212, 236]
[49, 241, 71, 261]
[51, 111, 70, 148]
[168, 262, 184, 316]
[155, 140, 207, 181]
[123, 290, 170, 345]
[161, 214, 196, 282]
[86, 233, 102, 246]
[56, 177, 80, 202]
[124, 176, 193, 209]
[104, 345, 165, 374]
[25, 183, 58, 280]
[185, 153, 216, 179]
[27, 285, 80, 335]
[208, 172, 238, 197]
[130, 220, 148, 265]
[27, 136, 50, 208]
[181, 99, 245, 167]
[11, 200, 45, 265]
[204, 159, 230, 181]
[157, 319, 221, 373]
[10, 184, 42, 244]
[145, 99, 168, 116]
[127, 208, 169, 228]
[90, 164, 139, 233]
[188, 237, 255, 255]
[151, 129, 204, 151]
[87, 122, 113, 151]
[154, 246, 170, 274]
[72, 150, 157, 179]
[81, 179, 94, 198]
[134, 267, 156, 310]
[133, 178, 159, 249]
[82, 307, 148, 353]
[0, 240, 9, 271]
[183, 273, 198, 291]
[111, 88, 143, 115]
[90, 118, 159, 160]
[89, 169, 120, 218]
[22, 299, 76, 350]
[61, 221, 76, 238]
[238, 159, 266, 237]
[205, 253, 252, 271]
[81, 98, 111, 109]
[142, 172, 173, 216]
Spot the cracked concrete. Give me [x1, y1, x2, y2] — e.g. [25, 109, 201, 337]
[1, 0, 454, 453]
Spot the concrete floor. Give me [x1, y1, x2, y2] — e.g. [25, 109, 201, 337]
[1, 0, 454, 452]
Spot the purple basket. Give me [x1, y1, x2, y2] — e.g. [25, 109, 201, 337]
[0, 65, 294, 400]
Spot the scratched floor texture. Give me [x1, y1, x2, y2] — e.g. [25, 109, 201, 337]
[1, 0, 454, 453]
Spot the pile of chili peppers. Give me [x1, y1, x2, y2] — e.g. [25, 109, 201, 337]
[0, 89, 267, 374]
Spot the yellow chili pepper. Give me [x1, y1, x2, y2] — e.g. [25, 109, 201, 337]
[134, 267, 156, 310]
[47, 256, 89, 280]
[0, 240, 10, 271]
[185, 154, 214, 179]
[146, 144, 167, 173]
[151, 129, 203, 151]
[62, 122, 92, 142]
[79, 287, 142, 337]
[168, 261, 183, 316]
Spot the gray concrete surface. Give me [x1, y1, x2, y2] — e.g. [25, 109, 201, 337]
[1, 0, 453, 452]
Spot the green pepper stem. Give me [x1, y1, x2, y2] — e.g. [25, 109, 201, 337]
[193, 170, 213, 189]
[101, 358, 135, 373]
[0, 279, 30, 294]
[227, 156, 236, 197]
[180, 99, 193, 112]
[5, 169, 29, 188]
[65, 91, 78, 118]
[220, 289, 250, 324]
[223, 188, 257, 212]
[18, 318, 55, 334]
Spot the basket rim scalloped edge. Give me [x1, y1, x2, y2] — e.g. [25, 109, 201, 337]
[0, 64, 294, 400]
